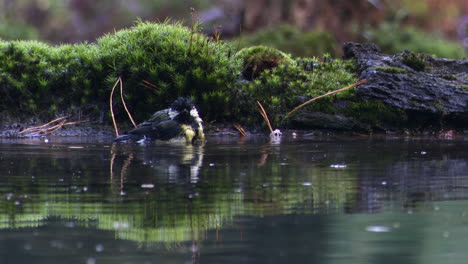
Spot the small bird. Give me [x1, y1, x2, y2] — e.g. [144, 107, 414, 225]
[113, 97, 205, 143]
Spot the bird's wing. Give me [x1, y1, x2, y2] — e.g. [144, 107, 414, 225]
[152, 120, 183, 140]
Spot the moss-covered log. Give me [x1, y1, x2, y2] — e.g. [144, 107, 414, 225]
[2, 21, 464, 134]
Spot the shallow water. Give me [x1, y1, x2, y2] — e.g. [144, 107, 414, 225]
[0, 135, 467, 264]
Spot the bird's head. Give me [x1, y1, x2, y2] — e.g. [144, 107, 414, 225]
[170, 97, 200, 124]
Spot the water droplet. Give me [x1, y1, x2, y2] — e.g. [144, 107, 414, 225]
[366, 225, 391, 232]
[83, 187, 88, 192]
[191, 244, 198, 253]
[443, 231, 450, 238]
[262, 183, 269, 188]
[381, 181, 387, 185]
[434, 206, 440, 211]
[24, 243, 32, 251]
[141, 184, 155, 189]
[330, 164, 347, 168]
[14, 200, 21, 206]
[69, 146, 84, 149]
[95, 244, 104, 252]
[113, 221, 129, 229]
[420, 151, 427, 155]
[120, 191, 126, 196]
[302, 182, 312, 186]
[44, 138, 49, 143]
[209, 163, 215, 167]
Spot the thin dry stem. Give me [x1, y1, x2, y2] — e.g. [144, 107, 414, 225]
[233, 123, 247, 137]
[256, 101, 273, 133]
[119, 77, 137, 128]
[188, 7, 196, 54]
[286, 79, 367, 118]
[110, 78, 120, 137]
[142, 80, 159, 90]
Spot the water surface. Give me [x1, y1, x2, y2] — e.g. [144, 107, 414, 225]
[0, 135, 467, 264]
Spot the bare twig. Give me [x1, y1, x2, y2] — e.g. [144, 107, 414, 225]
[256, 101, 273, 133]
[286, 79, 367, 118]
[19, 115, 69, 134]
[110, 78, 120, 137]
[19, 117, 87, 135]
[119, 77, 137, 128]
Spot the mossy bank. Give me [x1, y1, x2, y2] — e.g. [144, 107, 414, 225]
[0, 21, 240, 125]
[0, 21, 442, 135]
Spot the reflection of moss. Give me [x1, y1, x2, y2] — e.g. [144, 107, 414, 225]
[0, 148, 359, 245]
[375, 66, 408, 74]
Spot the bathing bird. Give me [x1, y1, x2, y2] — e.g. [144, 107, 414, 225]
[113, 97, 205, 143]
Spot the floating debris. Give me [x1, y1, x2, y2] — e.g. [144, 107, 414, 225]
[330, 164, 347, 168]
[68, 146, 84, 149]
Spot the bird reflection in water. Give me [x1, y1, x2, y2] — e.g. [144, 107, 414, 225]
[109, 142, 205, 192]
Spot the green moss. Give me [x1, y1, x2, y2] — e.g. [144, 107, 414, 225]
[439, 74, 457, 81]
[231, 55, 358, 126]
[401, 51, 427, 71]
[341, 100, 408, 130]
[375, 66, 408, 74]
[0, 21, 241, 122]
[235, 45, 292, 80]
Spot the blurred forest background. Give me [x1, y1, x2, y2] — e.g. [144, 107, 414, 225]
[0, 0, 467, 58]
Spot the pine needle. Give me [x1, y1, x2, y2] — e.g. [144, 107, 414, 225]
[256, 101, 273, 133]
[286, 79, 367, 118]
[110, 78, 120, 137]
[119, 77, 137, 128]
[233, 123, 247, 137]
